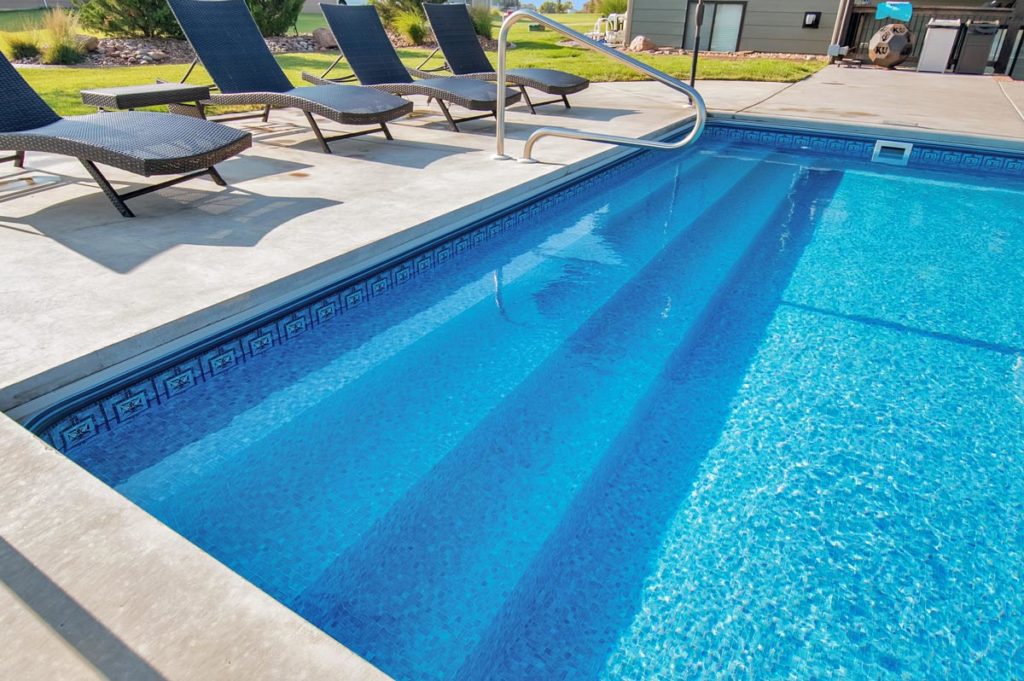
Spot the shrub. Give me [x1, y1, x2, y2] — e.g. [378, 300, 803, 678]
[4, 31, 42, 60]
[468, 5, 493, 40]
[393, 9, 428, 45]
[371, 0, 445, 28]
[75, 0, 301, 37]
[596, 0, 627, 14]
[246, 0, 304, 36]
[41, 9, 85, 65]
[74, 0, 182, 38]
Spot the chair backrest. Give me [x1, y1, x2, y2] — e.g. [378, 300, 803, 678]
[0, 52, 60, 132]
[167, 0, 294, 94]
[320, 4, 413, 85]
[424, 3, 494, 75]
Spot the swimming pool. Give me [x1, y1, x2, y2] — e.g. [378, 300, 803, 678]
[36, 125, 1024, 679]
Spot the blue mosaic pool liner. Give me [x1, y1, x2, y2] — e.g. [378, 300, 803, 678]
[703, 123, 1024, 178]
[28, 121, 1024, 449]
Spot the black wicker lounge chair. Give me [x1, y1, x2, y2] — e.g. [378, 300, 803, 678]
[0, 53, 250, 218]
[423, 3, 589, 114]
[310, 4, 521, 132]
[166, 0, 413, 153]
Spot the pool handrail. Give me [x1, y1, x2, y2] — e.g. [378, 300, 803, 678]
[494, 9, 707, 163]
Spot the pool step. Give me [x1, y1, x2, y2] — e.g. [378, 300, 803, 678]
[294, 156, 807, 680]
[117, 149, 744, 601]
[457, 167, 846, 681]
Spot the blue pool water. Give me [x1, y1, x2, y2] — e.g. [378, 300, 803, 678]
[67, 138, 1024, 679]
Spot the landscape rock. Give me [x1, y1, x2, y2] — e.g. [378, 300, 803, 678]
[628, 35, 656, 52]
[77, 34, 100, 52]
[312, 27, 337, 50]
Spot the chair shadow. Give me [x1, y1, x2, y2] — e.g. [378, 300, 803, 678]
[230, 116, 475, 168]
[0, 160, 339, 273]
[0, 535, 166, 680]
[544, 104, 640, 122]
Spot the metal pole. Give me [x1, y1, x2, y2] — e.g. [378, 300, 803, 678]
[493, 17, 513, 160]
[689, 0, 705, 87]
[494, 9, 707, 162]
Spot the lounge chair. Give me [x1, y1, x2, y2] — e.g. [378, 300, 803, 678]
[166, 0, 413, 153]
[309, 4, 521, 132]
[0, 53, 250, 218]
[423, 3, 589, 113]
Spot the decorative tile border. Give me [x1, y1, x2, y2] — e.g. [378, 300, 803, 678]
[28, 121, 1024, 450]
[703, 123, 1024, 179]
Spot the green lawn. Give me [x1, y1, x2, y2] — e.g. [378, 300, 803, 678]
[5, 11, 826, 116]
[0, 8, 46, 32]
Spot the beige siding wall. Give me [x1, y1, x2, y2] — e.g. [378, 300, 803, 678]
[627, 0, 840, 54]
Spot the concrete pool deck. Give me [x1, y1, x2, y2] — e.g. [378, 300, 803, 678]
[3, 67, 1023, 417]
[1, 66, 1023, 679]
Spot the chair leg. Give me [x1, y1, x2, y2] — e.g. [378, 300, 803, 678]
[380, 122, 393, 141]
[2, 151, 26, 168]
[519, 86, 537, 115]
[207, 166, 227, 186]
[436, 100, 460, 132]
[303, 111, 333, 154]
[261, 104, 271, 122]
[562, 94, 571, 109]
[79, 159, 135, 219]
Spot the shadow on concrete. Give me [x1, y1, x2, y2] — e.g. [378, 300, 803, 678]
[325, 138, 481, 168]
[0, 182, 339, 273]
[0, 535, 166, 680]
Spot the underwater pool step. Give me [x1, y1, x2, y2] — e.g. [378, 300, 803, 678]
[457, 167, 846, 681]
[292, 155, 806, 680]
[111, 150, 740, 600]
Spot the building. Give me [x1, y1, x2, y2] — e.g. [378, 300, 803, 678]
[624, 0, 1020, 58]
[625, 0, 841, 54]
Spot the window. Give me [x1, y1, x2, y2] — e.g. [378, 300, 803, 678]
[683, 2, 745, 52]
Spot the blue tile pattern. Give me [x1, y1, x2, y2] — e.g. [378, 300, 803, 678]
[702, 123, 1024, 178]
[29, 121, 1024, 449]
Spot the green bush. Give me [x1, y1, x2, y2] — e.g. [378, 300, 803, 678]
[75, 0, 302, 37]
[43, 42, 85, 64]
[246, 0, 304, 36]
[74, 0, 182, 38]
[393, 8, 428, 45]
[370, 0, 444, 28]
[468, 5, 493, 40]
[41, 9, 85, 64]
[4, 32, 42, 60]
[596, 0, 627, 15]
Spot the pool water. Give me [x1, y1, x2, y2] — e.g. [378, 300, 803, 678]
[68, 139, 1024, 679]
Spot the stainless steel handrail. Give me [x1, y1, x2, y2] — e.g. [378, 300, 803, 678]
[494, 9, 707, 163]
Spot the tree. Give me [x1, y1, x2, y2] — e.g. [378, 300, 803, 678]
[538, 0, 571, 13]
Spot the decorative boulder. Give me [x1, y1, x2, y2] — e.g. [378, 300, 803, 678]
[76, 34, 100, 52]
[868, 23, 914, 68]
[628, 35, 656, 52]
[312, 27, 338, 50]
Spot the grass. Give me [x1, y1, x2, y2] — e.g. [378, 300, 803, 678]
[0, 8, 47, 32]
[6, 11, 826, 116]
